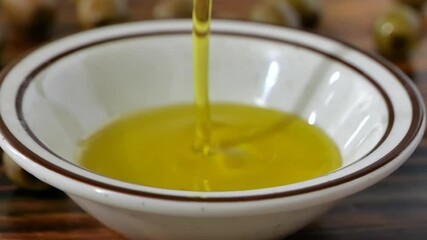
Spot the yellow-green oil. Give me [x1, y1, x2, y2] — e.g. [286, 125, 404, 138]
[192, 0, 213, 153]
[77, 0, 342, 192]
[78, 104, 341, 191]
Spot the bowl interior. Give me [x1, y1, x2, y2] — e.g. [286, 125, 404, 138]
[20, 31, 388, 170]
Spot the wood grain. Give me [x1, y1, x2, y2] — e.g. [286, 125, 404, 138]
[1, 0, 426, 239]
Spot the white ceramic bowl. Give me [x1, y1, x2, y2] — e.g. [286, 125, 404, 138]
[0, 20, 424, 240]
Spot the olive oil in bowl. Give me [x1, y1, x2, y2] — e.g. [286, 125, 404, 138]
[78, 104, 341, 191]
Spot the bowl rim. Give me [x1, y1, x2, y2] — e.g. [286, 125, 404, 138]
[0, 20, 424, 202]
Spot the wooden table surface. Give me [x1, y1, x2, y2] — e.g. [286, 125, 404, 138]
[1, 0, 426, 239]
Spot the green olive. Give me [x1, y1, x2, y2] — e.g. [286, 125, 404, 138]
[373, 5, 421, 59]
[285, 0, 321, 28]
[75, 0, 129, 30]
[153, 0, 193, 19]
[397, 0, 427, 9]
[250, 0, 301, 27]
[3, 152, 50, 191]
[1, 0, 57, 41]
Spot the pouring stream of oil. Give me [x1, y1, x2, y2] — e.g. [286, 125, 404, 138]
[192, 0, 213, 154]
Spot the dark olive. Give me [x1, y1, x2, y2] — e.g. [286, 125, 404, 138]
[285, 0, 321, 28]
[397, 0, 427, 9]
[3, 152, 51, 191]
[249, 0, 301, 27]
[373, 5, 421, 59]
[1, 0, 57, 41]
[153, 0, 193, 19]
[75, 0, 129, 30]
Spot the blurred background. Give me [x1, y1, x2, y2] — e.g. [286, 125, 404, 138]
[0, 0, 426, 239]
